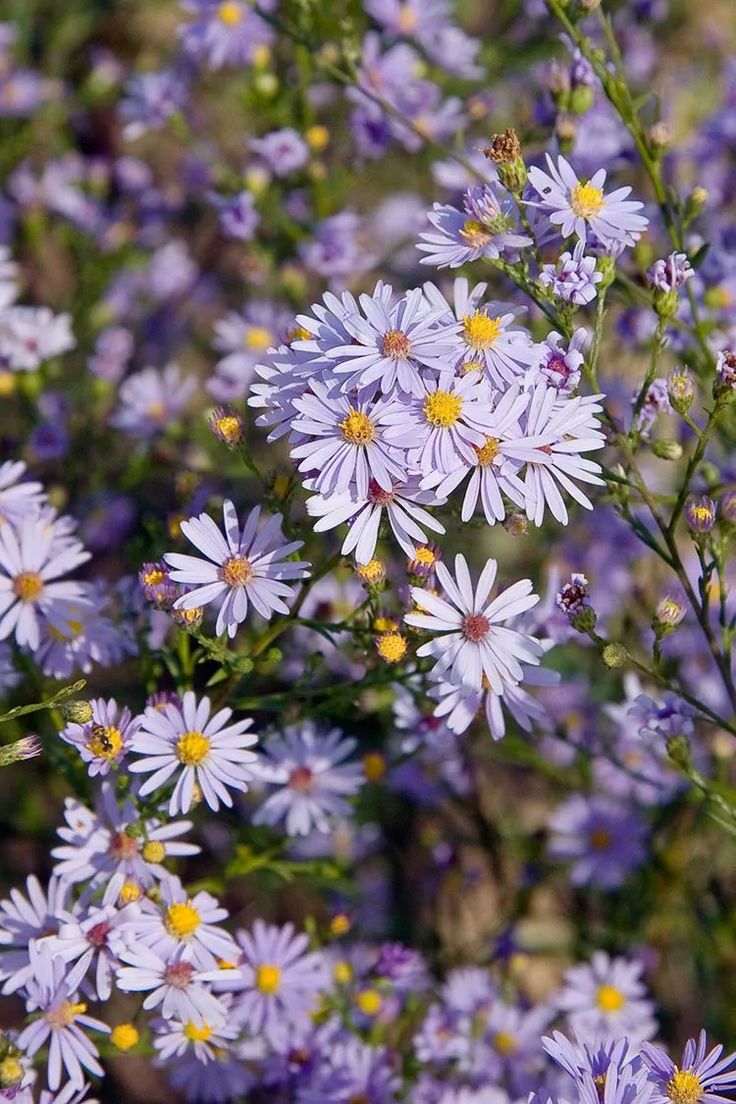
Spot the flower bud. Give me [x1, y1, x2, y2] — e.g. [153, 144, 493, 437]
[653, 594, 686, 638]
[719, 491, 736, 526]
[667, 368, 694, 414]
[684, 495, 717, 534]
[651, 439, 683, 461]
[569, 86, 594, 115]
[60, 700, 93, 724]
[602, 642, 628, 668]
[570, 606, 597, 633]
[503, 513, 529, 536]
[648, 121, 671, 154]
[666, 733, 691, 771]
[209, 406, 243, 446]
[579, 0, 602, 9]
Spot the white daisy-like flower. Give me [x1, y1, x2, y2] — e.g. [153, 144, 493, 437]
[128, 690, 258, 815]
[527, 154, 648, 248]
[405, 553, 542, 693]
[165, 500, 310, 638]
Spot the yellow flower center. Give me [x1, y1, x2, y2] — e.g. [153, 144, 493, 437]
[363, 751, 386, 781]
[413, 546, 436, 565]
[589, 828, 612, 851]
[380, 328, 412, 359]
[176, 731, 211, 766]
[48, 617, 83, 641]
[305, 125, 329, 152]
[214, 414, 242, 443]
[245, 326, 273, 351]
[334, 960, 353, 984]
[474, 436, 501, 466]
[165, 901, 202, 939]
[339, 408, 375, 445]
[183, 1021, 214, 1042]
[570, 181, 605, 219]
[689, 505, 713, 526]
[220, 555, 253, 587]
[12, 571, 44, 602]
[596, 984, 626, 1012]
[147, 401, 167, 422]
[218, 1, 243, 24]
[46, 1000, 87, 1028]
[288, 325, 311, 343]
[330, 914, 351, 937]
[142, 567, 166, 586]
[667, 1070, 703, 1104]
[460, 219, 492, 248]
[356, 988, 382, 1016]
[463, 311, 502, 350]
[376, 632, 408, 663]
[111, 1023, 140, 1051]
[357, 558, 385, 584]
[396, 3, 417, 31]
[493, 1031, 518, 1056]
[119, 881, 143, 904]
[256, 963, 282, 994]
[0, 1057, 23, 1087]
[423, 390, 463, 428]
[142, 840, 166, 863]
[86, 724, 123, 761]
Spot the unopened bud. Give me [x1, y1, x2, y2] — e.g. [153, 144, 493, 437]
[570, 606, 597, 633]
[719, 491, 736, 525]
[602, 642, 628, 668]
[60, 700, 93, 724]
[666, 733, 691, 770]
[503, 513, 529, 536]
[0, 735, 42, 768]
[651, 439, 683, 461]
[648, 121, 671, 153]
[654, 594, 686, 637]
[569, 86, 594, 115]
[667, 368, 694, 414]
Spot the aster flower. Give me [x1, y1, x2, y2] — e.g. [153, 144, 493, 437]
[539, 241, 603, 305]
[527, 155, 648, 248]
[383, 372, 498, 475]
[47, 878, 139, 1001]
[641, 1031, 736, 1104]
[252, 722, 364, 836]
[534, 329, 587, 393]
[422, 385, 535, 525]
[0, 307, 74, 371]
[0, 875, 71, 995]
[219, 920, 328, 1045]
[111, 363, 197, 439]
[326, 286, 460, 397]
[405, 553, 542, 693]
[0, 461, 46, 525]
[115, 944, 226, 1026]
[17, 943, 109, 1091]
[0, 517, 90, 651]
[425, 278, 539, 386]
[165, 500, 309, 638]
[119, 68, 189, 140]
[417, 184, 532, 268]
[152, 1010, 240, 1064]
[60, 697, 139, 777]
[306, 476, 446, 564]
[129, 690, 258, 815]
[208, 189, 260, 244]
[520, 386, 606, 526]
[556, 952, 656, 1043]
[179, 0, 274, 69]
[647, 251, 694, 293]
[300, 1039, 402, 1104]
[208, 301, 289, 402]
[132, 874, 237, 970]
[165, 1046, 254, 1103]
[290, 381, 406, 498]
[250, 128, 309, 176]
[52, 782, 199, 888]
[544, 1032, 654, 1104]
[548, 794, 648, 889]
[432, 663, 559, 741]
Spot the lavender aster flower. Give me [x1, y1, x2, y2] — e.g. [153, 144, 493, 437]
[250, 128, 309, 177]
[165, 500, 310, 637]
[17, 943, 109, 1091]
[60, 697, 139, 777]
[115, 945, 226, 1026]
[129, 690, 258, 815]
[179, 0, 274, 69]
[0, 517, 90, 651]
[556, 952, 656, 1043]
[527, 155, 648, 248]
[640, 1031, 736, 1104]
[539, 242, 603, 305]
[405, 553, 542, 693]
[417, 184, 532, 268]
[111, 364, 197, 439]
[647, 252, 694, 293]
[0, 461, 45, 525]
[253, 722, 364, 835]
[548, 794, 649, 888]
